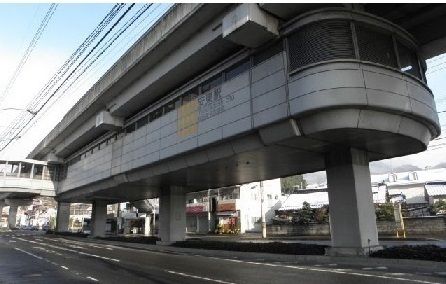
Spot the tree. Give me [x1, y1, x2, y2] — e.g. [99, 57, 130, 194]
[281, 175, 307, 194]
[429, 200, 446, 215]
[296, 201, 313, 225]
[375, 203, 394, 221]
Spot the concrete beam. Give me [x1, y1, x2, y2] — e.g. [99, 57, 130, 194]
[223, 3, 279, 48]
[5, 199, 33, 207]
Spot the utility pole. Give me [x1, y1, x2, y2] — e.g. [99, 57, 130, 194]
[260, 181, 266, 238]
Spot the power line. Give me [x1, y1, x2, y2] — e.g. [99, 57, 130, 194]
[20, 4, 165, 137]
[32, 4, 136, 115]
[28, 3, 126, 111]
[0, 4, 133, 153]
[0, 4, 172, 155]
[0, 4, 58, 106]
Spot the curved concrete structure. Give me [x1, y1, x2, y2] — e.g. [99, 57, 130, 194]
[27, 4, 443, 253]
[285, 9, 439, 158]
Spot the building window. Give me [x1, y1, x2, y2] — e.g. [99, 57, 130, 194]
[125, 123, 136, 134]
[33, 164, 43, 180]
[5, 162, 19, 177]
[224, 59, 250, 81]
[253, 41, 283, 66]
[201, 74, 222, 94]
[136, 116, 148, 129]
[19, 162, 33, 178]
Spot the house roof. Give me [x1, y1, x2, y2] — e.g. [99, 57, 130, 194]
[371, 168, 446, 187]
[425, 183, 446, 197]
[278, 192, 329, 210]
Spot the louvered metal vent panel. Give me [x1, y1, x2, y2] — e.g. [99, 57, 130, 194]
[397, 41, 421, 79]
[253, 41, 283, 66]
[356, 23, 398, 68]
[288, 20, 355, 71]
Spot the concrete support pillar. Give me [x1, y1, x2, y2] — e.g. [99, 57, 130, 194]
[8, 205, 18, 229]
[0, 201, 4, 226]
[325, 148, 381, 256]
[159, 186, 186, 244]
[56, 202, 70, 232]
[144, 216, 152, 236]
[91, 200, 107, 238]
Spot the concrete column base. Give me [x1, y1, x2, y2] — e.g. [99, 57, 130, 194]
[8, 205, 18, 229]
[325, 245, 383, 256]
[91, 200, 107, 238]
[144, 216, 152, 236]
[56, 202, 70, 232]
[159, 186, 186, 243]
[0, 202, 4, 227]
[325, 147, 380, 254]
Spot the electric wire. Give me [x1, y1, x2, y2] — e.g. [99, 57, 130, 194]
[0, 3, 58, 106]
[0, 3, 171, 154]
[20, 4, 163, 135]
[0, 4, 133, 152]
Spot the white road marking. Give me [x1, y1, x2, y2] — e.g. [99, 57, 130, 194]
[388, 273, 410, 276]
[13, 237, 120, 262]
[33, 246, 63, 256]
[14, 248, 43, 260]
[14, 245, 94, 281]
[212, 257, 442, 284]
[166, 270, 236, 284]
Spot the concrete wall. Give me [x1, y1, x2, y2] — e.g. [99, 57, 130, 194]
[267, 217, 446, 236]
[61, 54, 286, 193]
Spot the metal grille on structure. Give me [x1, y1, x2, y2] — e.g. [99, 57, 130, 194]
[287, 20, 355, 71]
[356, 23, 398, 68]
[397, 41, 421, 79]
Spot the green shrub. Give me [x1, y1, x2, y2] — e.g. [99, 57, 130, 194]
[429, 200, 446, 215]
[375, 203, 395, 221]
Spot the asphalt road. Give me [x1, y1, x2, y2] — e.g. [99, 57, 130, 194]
[0, 230, 445, 284]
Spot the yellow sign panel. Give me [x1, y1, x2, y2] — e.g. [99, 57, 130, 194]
[177, 99, 198, 138]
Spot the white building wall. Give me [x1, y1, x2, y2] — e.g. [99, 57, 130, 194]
[238, 178, 281, 233]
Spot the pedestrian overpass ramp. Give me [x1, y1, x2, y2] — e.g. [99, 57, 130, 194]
[0, 159, 56, 201]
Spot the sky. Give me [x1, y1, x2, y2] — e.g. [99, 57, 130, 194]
[0, 3, 171, 158]
[0, 3, 445, 175]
